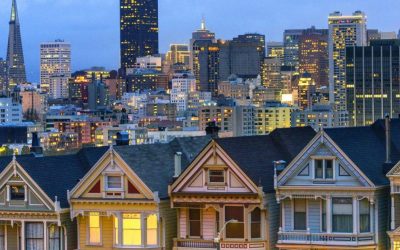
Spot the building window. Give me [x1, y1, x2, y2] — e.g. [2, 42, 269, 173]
[294, 199, 307, 230]
[26, 223, 44, 250]
[147, 214, 158, 245]
[88, 212, 101, 245]
[314, 159, 334, 179]
[332, 198, 353, 233]
[10, 185, 25, 200]
[49, 224, 62, 250]
[189, 209, 201, 237]
[321, 199, 326, 232]
[251, 208, 261, 238]
[122, 213, 141, 246]
[225, 206, 244, 239]
[106, 176, 122, 190]
[208, 170, 225, 184]
[0, 226, 4, 249]
[114, 216, 119, 245]
[359, 199, 370, 233]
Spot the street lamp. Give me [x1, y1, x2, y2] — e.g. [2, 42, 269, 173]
[214, 219, 238, 250]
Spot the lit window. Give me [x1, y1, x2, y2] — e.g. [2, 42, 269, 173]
[114, 216, 119, 245]
[88, 212, 101, 245]
[106, 176, 122, 190]
[147, 214, 158, 245]
[123, 213, 141, 246]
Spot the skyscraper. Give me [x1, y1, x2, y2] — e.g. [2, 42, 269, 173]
[6, 0, 26, 91]
[328, 11, 367, 124]
[283, 29, 303, 69]
[0, 59, 7, 93]
[120, 0, 159, 70]
[40, 40, 71, 92]
[346, 39, 400, 126]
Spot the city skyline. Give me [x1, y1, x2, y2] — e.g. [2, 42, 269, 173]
[0, 0, 400, 82]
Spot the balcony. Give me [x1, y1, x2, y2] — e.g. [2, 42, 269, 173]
[173, 238, 267, 250]
[277, 231, 375, 247]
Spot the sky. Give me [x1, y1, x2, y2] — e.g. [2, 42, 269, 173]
[0, 0, 399, 83]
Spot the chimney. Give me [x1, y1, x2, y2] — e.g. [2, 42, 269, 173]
[115, 132, 129, 146]
[385, 114, 391, 164]
[205, 121, 220, 139]
[30, 132, 43, 157]
[174, 152, 182, 178]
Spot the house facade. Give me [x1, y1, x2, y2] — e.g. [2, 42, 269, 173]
[275, 119, 400, 250]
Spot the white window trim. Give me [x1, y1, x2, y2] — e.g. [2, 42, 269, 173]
[292, 198, 308, 231]
[223, 205, 245, 240]
[86, 213, 102, 246]
[104, 175, 124, 192]
[312, 157, 336, 181]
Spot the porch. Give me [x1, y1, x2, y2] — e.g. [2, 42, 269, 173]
[173, 238, 267, 250]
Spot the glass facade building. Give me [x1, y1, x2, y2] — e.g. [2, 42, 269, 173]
[120, 0, 159, 70]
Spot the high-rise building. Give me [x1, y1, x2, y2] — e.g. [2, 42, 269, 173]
[255, 102, 294, 134]
[40, 40, 71, 92]
[283, 29, 303, 69]
[6, 0, 26, 91]
[346, 39, 400, 126]
[297, 73, 317, 110]
[49, 74, 69, 99]
[328, 11, 367, 124]
[0, 97, 22, 123]
[263, 57, 282, 89]
[170, 73, 196, 112]
[298, 27, 329, 88]
[0, 59, 7, 93]
[291, 104, 345, 130]
[20, 89, 48, 122]
[267, 42, 284, 63]
[120, 0, 159, 70]
[166, 44, 190, 67]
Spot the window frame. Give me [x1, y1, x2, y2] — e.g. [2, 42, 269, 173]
[104, 175, 123, 191]
[188, 209, 202, 238]
[224, 205, 245, 239]
[25, 222, 44, 250]
[121, 213, 142, 247]
[359, 198, 371, 233]
[312, 157, 336, 181]
[146, 214, 158, 246]
[293, 199, 307, 231]
[250, 207, 262, 239]
[332, 197, 353, 233]
[10, 185, 25, 201]
[48, 224, 63, 250]
[207, 168, 226, 186]
[87, 212, 102, 246]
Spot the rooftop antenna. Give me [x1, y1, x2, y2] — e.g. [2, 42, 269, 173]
[201, 15, 206, 30]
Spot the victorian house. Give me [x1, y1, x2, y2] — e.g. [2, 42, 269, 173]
[169, 127, 315, 250]
[68, 137, 209, 250]
[276, 118, 399, 250]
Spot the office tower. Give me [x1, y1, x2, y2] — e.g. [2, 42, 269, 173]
[283, 29, 303, 69]
[0, 97, 22, 123]
[170, 73, 196, 112]
[297, 73, 316, 110]
[267, 42, 284, 63]
[0, 59, 7, 93]
[190, 19, 216, 87]
[125, 69, 168, 92]
[88, 78, 109, 110]
[40, 40, 71, 92]
[346, 39, 400, 126]
[230, 34, 265, 80]
[120, 0, 159, 70]
[166, 44, 190, 66]
[7, 0, 26, 91]
[263, 57, 282, 89]
[291, 104, 344, 129]
[298, 27, 329, 88]
[328, 11, 367, 124]
[255, 102, 294, 134]
[367, 29, 380, 44]
[49, 74, 69, 99]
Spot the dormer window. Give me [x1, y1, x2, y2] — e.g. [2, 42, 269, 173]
[208, 170, 225, 184]
[10, 185, 25, 201]
[105, 176, 123, 191]
[314, 159, 334, 179]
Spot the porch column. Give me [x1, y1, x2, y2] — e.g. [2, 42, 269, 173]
[353, 196, 357, 234]
[118, 213, 123, 246]
[44, 221, 47, 250]
[392, 195, 395, 230]
[244, 206, 248, 241]
[21, 221, 25, 250]
[326, 196, 332, 233]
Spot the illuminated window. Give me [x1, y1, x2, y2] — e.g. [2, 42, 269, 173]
[88, 212, 101, 245]
[147, 214, 158, 245]
[114, 216, 119, 245]
[123, 213, 141, 246]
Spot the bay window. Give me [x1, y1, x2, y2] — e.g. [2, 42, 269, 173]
[26, 222, 44, 250]
[359, 199, 370, 233]
[225, 206, 244, 238]
[189, 209, 201, 237]
[88, 212, 101, 245]
[294, 199, 307, 230]
[122, 213, 141, 246]
[332, 198, 353, 233]
[147, 214, 158, 245]
[314, 159, 334, 179]
[251, 208, 261, 238]
[49, 224, 62, 250]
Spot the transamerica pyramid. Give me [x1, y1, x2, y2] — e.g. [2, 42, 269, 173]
[6, 0, 26, 91]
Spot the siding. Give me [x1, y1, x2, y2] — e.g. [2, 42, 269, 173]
[283, 199, 292, 231]
[308, 200, 320, 233]
[179, 208, 187, 239]
[60, 211, 77, 250]
[265, 193, 279, 250]
[377, 188, 390, 250]
[394, 195, 400, 229]
[159, 199, 177, 250]
[202, 208, 216, 240]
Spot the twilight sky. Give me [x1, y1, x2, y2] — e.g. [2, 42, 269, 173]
[0, 0, 399, 83]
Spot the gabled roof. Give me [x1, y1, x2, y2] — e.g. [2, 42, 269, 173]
[324, 119, 400, 186]
[0, 136, 211, 208]
[215, 127, 316, 193]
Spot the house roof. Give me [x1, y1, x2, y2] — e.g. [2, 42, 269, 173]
[215, 127, 316, 193]
[324, 119, 400, 186]
[0, 136, 211, 209]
